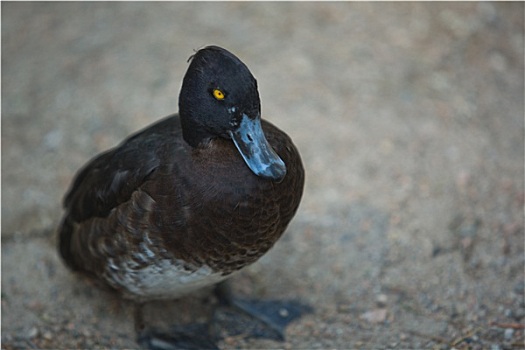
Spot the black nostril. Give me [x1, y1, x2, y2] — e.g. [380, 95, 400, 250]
[247, 134, 253, 142]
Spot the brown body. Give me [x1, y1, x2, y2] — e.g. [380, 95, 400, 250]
[59, 114, 304, 300]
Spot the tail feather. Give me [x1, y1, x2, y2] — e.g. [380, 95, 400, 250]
[58, 215, 82, 271]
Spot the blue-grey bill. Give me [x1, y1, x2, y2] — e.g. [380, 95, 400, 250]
[229, 114, 287, 182]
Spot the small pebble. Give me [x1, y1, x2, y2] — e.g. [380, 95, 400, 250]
[376, 293, 388, 307]
[360, 308, 387, 323]
[43, 129, 63, 150]
[491, 345, 501, 350]
[504, 328, 514, 341]
[43, 331, 53, 340]
[27, 326, 39, 338]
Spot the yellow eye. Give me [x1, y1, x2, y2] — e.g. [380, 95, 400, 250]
[213, 89, 225, 100]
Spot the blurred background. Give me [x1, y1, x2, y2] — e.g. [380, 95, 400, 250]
[2, 2, 523, 348]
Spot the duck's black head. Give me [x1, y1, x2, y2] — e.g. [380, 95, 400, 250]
[179, 46, 286, 182]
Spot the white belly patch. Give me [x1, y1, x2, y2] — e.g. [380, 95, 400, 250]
[105, 258, 231, 301]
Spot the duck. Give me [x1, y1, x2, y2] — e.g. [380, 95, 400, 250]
[58, 46, 305, 347]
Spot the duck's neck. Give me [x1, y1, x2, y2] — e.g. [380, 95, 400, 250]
[180, 115, 212, 148]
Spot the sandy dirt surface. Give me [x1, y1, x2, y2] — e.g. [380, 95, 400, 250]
[2, 2, 524, 349]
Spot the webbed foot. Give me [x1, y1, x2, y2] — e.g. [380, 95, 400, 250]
[212, 282, 313, 341]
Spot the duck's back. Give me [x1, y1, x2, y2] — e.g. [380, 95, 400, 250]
[59, 114, 304, 300]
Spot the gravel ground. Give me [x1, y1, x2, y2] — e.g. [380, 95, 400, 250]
[2, 2, 524, 349]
